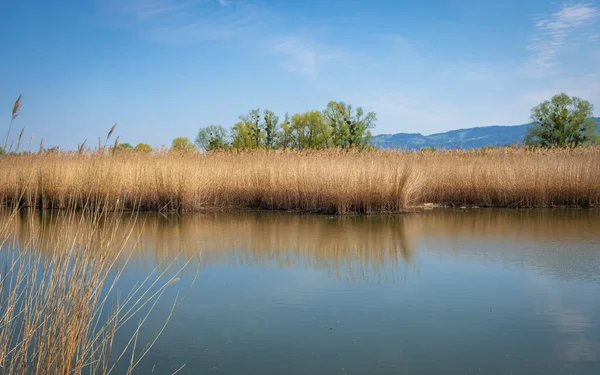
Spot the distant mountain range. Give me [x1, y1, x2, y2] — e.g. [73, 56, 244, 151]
[373, 118, 600, 150]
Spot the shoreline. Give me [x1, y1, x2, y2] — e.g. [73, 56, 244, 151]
[3, 204, 597, 217]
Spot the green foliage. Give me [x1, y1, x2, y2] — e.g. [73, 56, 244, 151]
[170, 137, 197, 152]
[156, 101, 378, 152]
[420, 146, 437, 152]
[226, 102, 377, 150]
[263, 110, 280, 149]
[0, 146, 5, 156]
[278, 113, 294, 149]
[525, 93, 597, 148]
[290, 111, 331, 149]
[134, 143, 153, 153]
[116, 143, 133, 152]
[231, 121, 254, 149]
[323, 101, 376, 149]
[246, 109, 264, 148]
[230, 110, 261, 149]
[195, 125, 229, 151]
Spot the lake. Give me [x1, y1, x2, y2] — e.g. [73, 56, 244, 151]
[4, 209, 600, 374]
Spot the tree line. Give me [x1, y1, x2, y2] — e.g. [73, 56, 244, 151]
[193, 101, 377, 151]
[2, 94, 598, 155]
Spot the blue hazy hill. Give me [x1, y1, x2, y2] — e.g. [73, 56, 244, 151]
[373, 118, 600, 150]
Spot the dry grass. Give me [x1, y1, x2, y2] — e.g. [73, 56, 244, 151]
[0, 206, 190, 375]
[0, 147, 599, 214]
[416, 146, 600, 207]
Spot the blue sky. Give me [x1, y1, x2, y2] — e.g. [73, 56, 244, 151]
[1, 0, 599, 149]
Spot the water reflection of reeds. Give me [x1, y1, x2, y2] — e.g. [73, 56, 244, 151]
[414, 208, 600, 245]
[3, 209, 599, 283]
[2, 210, 415, 283]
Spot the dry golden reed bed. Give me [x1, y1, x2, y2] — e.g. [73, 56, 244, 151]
[1, 147, 599, 213]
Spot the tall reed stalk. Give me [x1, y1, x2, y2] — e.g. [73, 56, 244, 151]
[0, 202, 191, 374]
[3, 95, 22, 152]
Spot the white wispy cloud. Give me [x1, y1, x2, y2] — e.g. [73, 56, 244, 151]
[529, 3, 600, 69]
[273, 37, 340, 76]
[112, 0, 262, 43]
[119, 0, 197, 20]
[112, 0, 339, 75]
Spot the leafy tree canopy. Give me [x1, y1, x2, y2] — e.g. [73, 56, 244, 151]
[195, 125, 229, 151]
[170, 137, 197, 152]
[134, 143, 153, 153]
[525, 93, 599, 147]
[116, 142, 133, 151]
[323, 101, 376, 149]
[203, 101, 377, 151]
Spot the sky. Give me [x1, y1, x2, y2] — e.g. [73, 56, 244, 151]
[1, 0, 599, 149]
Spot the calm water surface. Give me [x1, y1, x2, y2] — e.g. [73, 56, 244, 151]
[7, 209, 600, 374]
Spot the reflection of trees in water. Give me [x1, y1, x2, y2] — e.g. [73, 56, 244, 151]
[2, 210, 415, 283]
[137, 212, 416, 284]
[3, 208, 599, 283]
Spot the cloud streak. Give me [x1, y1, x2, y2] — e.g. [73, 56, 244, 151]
[114, 0, 343, 76]
[529, 3, 600, 69]
[273, 37, 340, 76]
[114, 0, 262, 43]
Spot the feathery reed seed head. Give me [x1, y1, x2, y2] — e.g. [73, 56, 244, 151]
[11, 94, 22, 120]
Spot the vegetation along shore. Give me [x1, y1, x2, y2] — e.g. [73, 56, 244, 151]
[2, 93, 599, 214]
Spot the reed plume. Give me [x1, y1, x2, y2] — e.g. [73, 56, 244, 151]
[78, 138, 87, 154]
[105, 123, 117, 149]
[4, 94, 23, 151]
[15, 127, 25, 152]
[112, 136, 120, 155]
[12, 94, 22, 120]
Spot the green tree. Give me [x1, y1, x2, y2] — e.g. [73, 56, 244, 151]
[263, 110, 280, 149]
[323, 101, 347, 147]
[525, 93, 599, 147]
[134, 143, 153, 153]
[323, 101, 376, 148]
[116, 142, 133, 152]
[230, 121, 254, 149]
[195, 125, 229, 151]
[170, 137, 197, 152]
[291, 111, 331, 149]
[278, 113, 294, 149]
[232, 109, 265, 149]
[246, 109, 263, 148]
[0, 146, 5, 156]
